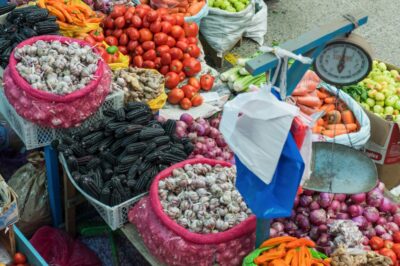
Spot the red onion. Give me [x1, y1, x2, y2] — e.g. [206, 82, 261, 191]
[363, 227, 376, 238]
[300, 195, 313, 207]
[367, 189, 384, 207]
[391, 205, 399, 215]
[176, 120, 188, 130]
[379, 197, 394, 213]
[385, 222, 399, 233]
[194, 154, 204, 159]
[393, 213, 400, 226]
[340, 202, 348, 213]
[156, 115, 166, 123]
[329, 200, 341, 213]
[352, 216, 368, 230]
[271, 222, 284, 232]
[326, 209, 336, 219]
[318, 193, 333, 208]
[363, 207, 380, 223]
[362, 236, 369, 245]
[309, 226, 320, 240]
[196, 136, 205, 144]
[348, 205, 363, 218]
[377, 181, 385, 192]
[215, 136, 227, 148]
[197, 118, 207, 125]
[381, 233, 393, 241]
[376, 217, 388, 225]
[350, 193, 366, 204]
[310, 209, 327, 225]
[317, 233, 329, 246]
[175, 126, 186, 138]
[318, 224, 328, 233]
[284, 220, 298, 232]
[296, 214, 311, 230]
[209, 118, 220, 128]
[336, 213, 350, 220]
[303, 190, 314, 196]
[333, 194, 347, 202]
[270, 228, 278, 238]
[221, 151, 231, 161]
[294, 196, 299, 208]
[180, 113, 193, 125]
[309, 201, 320, 211]
[205, 138, 216, 149]
[296, 207, 310, 216]
[375, 225, 387, 236]
[187, 132, 197, 140]
[195, 124, 206, 136]
[209, 127, 220, 139]
[291, 210, 296, 219]
[215, 156, 223, 161]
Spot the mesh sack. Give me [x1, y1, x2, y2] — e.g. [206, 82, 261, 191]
[129, 158, 256, 266]
[3, 35, 112, 129]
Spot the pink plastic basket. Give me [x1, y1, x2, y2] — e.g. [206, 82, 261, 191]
[129, 158, 256, 266]
[3, 35, 112, 128]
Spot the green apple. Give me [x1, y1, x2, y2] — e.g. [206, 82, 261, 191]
[368, 89, 377, 98]
[385, 95, 399, 107]
[391, 70, 400, 77]
[376, 100, 385, 107]
[395, 100, 400, 110]
[375, 92, 385, 101]
[226, 6, 236, 11]
[361, 103, 371, 111]
[385, 106, 394, 115]
[378, 62, 387, 71]
[383, 89, 395, 97]
[366, 98, 376, 107]
[373, 105, 384, 114]
[395, 115, 400, 123]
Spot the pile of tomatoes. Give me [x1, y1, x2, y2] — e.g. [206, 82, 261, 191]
[369, 233, 400, 265]
[167, 73, 214, 110]
[101, 4, 202, 79]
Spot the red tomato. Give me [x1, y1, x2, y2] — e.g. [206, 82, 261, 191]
[160, 53, 172, 65]
[178, 37, 188, 43]
[113, 4, 127, 15]
[135, 6, 149, 18]
[111, 52, 120, 63]
[105, 36, 118, 46]
[119, 33, 128, 46]
[162, 14, 176, 25]
[181, 84, 196, 99]
[141, 4, 152, 10]
[161, 21, 172, 34]
[393, 243, 400, 259]
[165, 72, 180, 89]
[169, 47, 183, 60]
[131, 15, 142, 28]
[118, 46, 128, 55]
[168, 88, 185, 104]
[127, 6, 136, 13]
[191, 94, 203, 107]
[135, 45, 144, 55]
[166, 36, 176, 48]
[187, 37, 198, 44]
[112, 29, 123, 38]
[126, 27, 140, 40]
[124, 11, 134, 24]
[182, 53, 191, 60]
[200, 73, 215, 91]
[394, 232, 400, 243]
[142, 41, 155, 50]
[369, 236, 384, 250]
[174, 14, 184, 26]
[159, 65, 169, 75]
[156, 45, 170, 56]
[13, 253, 26, 264]
[154, 57, 162, 68]
[114, 17, 126, 29]
[150, 21, 162, 33]
[171, 25, 184, 39]
[176, 41, 188, 53]
[143, 60, 156, 69]
[127, 40, 139, 52]
[133, 55, 143, 67]
[110, 10, 123, 19]
[379, 248, 397, 264]
[178, 71, 186, 81]
[180, 98, 192, 110]
[183, 22, 199, 37]
[142, 16, 150, 28]
[146, 10, 158, 22]
[105, 29, 113, 36]
[139, 28, 153, 42]
[153, 32, 168, 46]
[182, 57, 201, 77]
[157, 7, 169, 15]
[143, 49, 157, 61]
[187, 44, 200, 58]
[103, 17, 114, 29]
[170, 59, 183, 73]
[188, 77, 200, 91]
[84, 35, 97, 46]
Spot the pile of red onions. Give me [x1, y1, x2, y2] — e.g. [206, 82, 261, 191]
[271, 182, 400, 254]
[163, 113, 234, 162]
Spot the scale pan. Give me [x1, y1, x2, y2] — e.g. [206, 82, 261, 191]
[303, 142, 378, 194]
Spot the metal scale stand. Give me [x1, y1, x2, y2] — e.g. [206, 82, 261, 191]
[245, 13, 378, 247]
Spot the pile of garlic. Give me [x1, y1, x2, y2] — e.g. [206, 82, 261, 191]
[159, 163, 251, 234]
[14, 40, 99, 95]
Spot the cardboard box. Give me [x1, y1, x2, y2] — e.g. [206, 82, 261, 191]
[377, 163, 400, 190]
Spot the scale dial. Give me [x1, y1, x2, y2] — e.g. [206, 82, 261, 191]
[314, 34, 372, 86]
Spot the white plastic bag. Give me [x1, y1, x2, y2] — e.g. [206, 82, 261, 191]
[296, 114, 313, 185]
[313, 82, 371, 149]
[220, 85, 299, 185]
[200, 2, 254, 57]
[243, 0, 267, 45]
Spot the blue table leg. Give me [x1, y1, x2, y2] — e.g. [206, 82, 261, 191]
[255, 218, 271, 247]
[44, 145, 62, 227]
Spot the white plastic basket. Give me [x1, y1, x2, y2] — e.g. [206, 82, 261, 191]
[59, 154, 146, 230]
[0, 89, 124, 150]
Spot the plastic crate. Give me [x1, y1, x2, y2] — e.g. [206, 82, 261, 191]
[59, 154, 146, 230]
[14, 226, 48, 266]
[0, 89, 124, 150]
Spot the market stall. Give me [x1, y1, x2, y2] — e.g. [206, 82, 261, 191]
[1, 0, 400, 265]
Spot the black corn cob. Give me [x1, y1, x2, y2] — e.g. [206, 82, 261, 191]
[164, 119, 176, 136]
[139, 128, 165, 141]
[100, 152, 118, 165]
[81, 177, 100, 199]
[141, 142, 157, 157]
[126, 142, 147, 154]
[86, 157, 101, 170]
[100, 187, 111, 205]
[116, 108, 126, 121]
[121, 133, 139, 147]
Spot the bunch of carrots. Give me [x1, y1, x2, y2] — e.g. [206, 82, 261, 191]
[253, 236, 331, 266]
[37, 0, 104, 27]
[291, 70, 360, 138]
[141, 0, 206, 17]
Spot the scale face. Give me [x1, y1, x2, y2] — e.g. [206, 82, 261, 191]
[314, 34, 372, 86]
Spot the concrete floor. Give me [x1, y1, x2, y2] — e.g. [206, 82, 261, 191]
[232, 0, 400, 65]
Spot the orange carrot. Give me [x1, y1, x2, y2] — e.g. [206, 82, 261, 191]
[286, 238, 316, 249]
[299, 105, 317, 116]
[327, 123, 357, 132]
[284, 249, 296, 265]
[324, 97, 336, 104]
[269, 259, 289, 266]
[327, 110, 341, 124]
[341, 110, 355, 124]
[320, 104, 335, 113]
[317, 118, 324, 126]
[292, 86, 309, 96]
[316, 90, 329, 99]
[254, 249, 286, 265]
[260, 236, 297, 248]
[297, 96, 322, 108]
[312, 126, 324, 134]
[322, 129, 348, 137]
[188, 1, 205, 15]
[291, 250, 299, 266]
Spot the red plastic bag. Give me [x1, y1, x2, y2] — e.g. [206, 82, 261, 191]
[30, 226, 101, 266]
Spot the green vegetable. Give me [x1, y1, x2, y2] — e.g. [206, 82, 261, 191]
[233, 74, 266, 92]
[220, 66, 240, 82]
[107, 46, 118, 54]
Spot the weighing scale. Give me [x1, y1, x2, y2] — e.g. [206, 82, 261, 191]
[245, 13, 378, 246]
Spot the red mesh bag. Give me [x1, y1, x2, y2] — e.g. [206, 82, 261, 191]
[3, 35, 112, 128]
[128, 158, 256, 266]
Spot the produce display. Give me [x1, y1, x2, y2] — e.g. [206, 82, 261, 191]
[0, 3, 16, 15]
[208, 0, 249, 12]
[10, 252, 29, 266]
[343, 60, 400, 122]
[331, 245, 392, 266]
[149, 0, 206, 17]
[111, 67, 165, 103]
[13, 40, 99, 94]
[0, 5, 59, 68]
[158, 162, 250, 233]
[56, 102, 194, 206]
